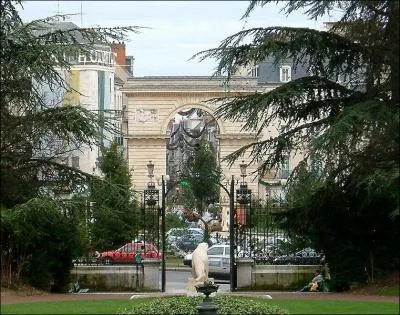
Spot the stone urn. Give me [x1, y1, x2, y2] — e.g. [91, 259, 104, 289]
[195, 280, 219, 315]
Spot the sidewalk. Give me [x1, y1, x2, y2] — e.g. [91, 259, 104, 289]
[2, 288, 398, 305]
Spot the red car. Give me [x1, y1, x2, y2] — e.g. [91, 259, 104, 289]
[98, 241, 161, 265]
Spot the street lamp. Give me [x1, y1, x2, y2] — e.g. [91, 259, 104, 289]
[227, 175, 236, 292]
[144, 161, 166, 293]
[147, 160, 154, 181]
[226, 161, 251, 291]
[236, 160, 251, 205]
[218, 162, 249, 292]
[143, 161, 160, 258]
[235, 161, 252, 286]
[239, 160, 247, 183]
[145, 161, 159, 206]
[160, 175, 167, 293]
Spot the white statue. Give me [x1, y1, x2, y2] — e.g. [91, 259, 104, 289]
[191, 242, 209, 283]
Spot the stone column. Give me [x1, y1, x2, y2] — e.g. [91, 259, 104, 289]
[236, 257, 254, 289]
[142, 259, 161, 291]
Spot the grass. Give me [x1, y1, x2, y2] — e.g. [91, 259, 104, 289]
[1, 297, 399, 314]
[372, 286, 399, 296]
[351, 282, 399, 297]
[0, 299, 136, 315]
[271, 299, 399, 314]
[165, 255, 185, 267]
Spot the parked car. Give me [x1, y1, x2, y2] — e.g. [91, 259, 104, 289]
[273, 247, 323, 265]
[176, 233, 204, 252]
[72, 250, 100, 265]
[166, 228, 204, 244]
[98, 241, 161, 265]
[167, 228, 217, 251]
[183, 244, 230, 279]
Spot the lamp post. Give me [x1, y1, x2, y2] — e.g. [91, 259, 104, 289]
[161, 175, 166, 293]
[235, 161, 252, 270]
[144, 161, 159, 249]
[219, 161, 250, 292]
[230, 161, 252, 291]
[236, 160, 251, 205]
[145, 161, 158, 206]
[228, 175, 235, 292]
[144, 161, 166, 293]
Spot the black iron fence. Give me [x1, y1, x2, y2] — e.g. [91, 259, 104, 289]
[234, 201, 323, 265]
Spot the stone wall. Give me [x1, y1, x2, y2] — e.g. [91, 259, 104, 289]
[71, 259, 161, 292]
[236, 261, 319, 291]
[72, 262, 319, 292]
[71, 265, 141, 292]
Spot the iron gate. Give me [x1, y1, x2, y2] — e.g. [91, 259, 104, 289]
[231, 195, 323, 290]
[234, 199, 289, 265]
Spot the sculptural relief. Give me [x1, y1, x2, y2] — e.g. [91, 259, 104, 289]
[136, 108, 157, 122]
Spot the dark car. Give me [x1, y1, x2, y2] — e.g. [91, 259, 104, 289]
[176, 233, 203, 252]
[98, 241, 161, 265]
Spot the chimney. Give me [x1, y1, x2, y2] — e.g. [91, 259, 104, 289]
[111, 42, 126, 66]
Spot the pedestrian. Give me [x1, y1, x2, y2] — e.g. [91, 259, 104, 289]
[298, 269, 324, 292]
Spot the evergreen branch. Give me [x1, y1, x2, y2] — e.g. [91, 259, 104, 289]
[222, 117, 331, 172]
[193, 26, 369, 79]
[193, 24, 388, 85]
[211, 76, 360, 136]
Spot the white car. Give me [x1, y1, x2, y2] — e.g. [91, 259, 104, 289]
[183, 244, 230, 278]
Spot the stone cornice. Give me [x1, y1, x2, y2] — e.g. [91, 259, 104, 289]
[121, 78, 281, 97]
[123, 91, 254, 97]
[218, 134, 259, 141]
[121, 75, 259, 93]
[125, 135, 168, 140]
[125, 133, 257, 140]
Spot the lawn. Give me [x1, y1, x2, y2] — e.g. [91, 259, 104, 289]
[1, 297, 398, 314]
[165, 255, 185, 267]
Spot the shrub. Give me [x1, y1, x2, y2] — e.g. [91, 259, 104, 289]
[118, 295, 289, 315]
[2, 199, 82, 292]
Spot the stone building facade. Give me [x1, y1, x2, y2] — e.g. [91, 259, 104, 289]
[121, 76, 284, 231]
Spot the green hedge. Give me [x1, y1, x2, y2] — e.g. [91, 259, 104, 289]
[119, 295, 288, 315]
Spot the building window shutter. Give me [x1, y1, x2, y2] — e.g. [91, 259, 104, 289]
[279, 65, 291, 82]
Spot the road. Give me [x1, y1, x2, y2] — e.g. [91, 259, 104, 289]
[163, 269, 230, 293]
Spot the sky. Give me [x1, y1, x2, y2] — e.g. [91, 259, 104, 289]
[19, 1, 340, 77]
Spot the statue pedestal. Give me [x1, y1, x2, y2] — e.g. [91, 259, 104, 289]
[186, 278, 215, 296]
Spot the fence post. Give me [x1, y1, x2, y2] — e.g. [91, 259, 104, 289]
[236, 257, 254, 289]
[142, 259, 160, 291]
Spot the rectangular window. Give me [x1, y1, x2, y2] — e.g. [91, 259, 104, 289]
[251, 65, 259, 77]
[115, 136, 124, 146]
[280, 65, 291, 82]
[279, 155, 290, 179]
[208, 247, 224, 256]
[71, 156, 80, 168]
